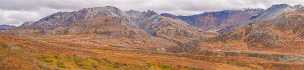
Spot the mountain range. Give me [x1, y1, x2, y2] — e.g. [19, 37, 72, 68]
[0, 25, 16, 31]
[8, 4, 304, 35]
[1, 4, 304, 70]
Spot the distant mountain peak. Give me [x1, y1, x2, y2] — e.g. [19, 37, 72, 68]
[143, 10, 158, 17]
[79, 6, 124, 17]
[293, 4, 304, 9]
[270, 4, 291, 8]
[160, 13, 175, 16]
[126, 10, 141, 13]
[0, 25, 16, 30]
[83, 6, 120, 11]
[26, 6, 128, 30]
[243, 8, 265, 12]
[266, 4, 292, 12]
[160, 13, 177, 19]
[251, 4, 295, 21]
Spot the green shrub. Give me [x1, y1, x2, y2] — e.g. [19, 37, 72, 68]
[75, 58, 99, 70]
[159, 64, 172, 70]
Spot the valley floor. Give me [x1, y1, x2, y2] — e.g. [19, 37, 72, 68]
[0, 34, 304, 70]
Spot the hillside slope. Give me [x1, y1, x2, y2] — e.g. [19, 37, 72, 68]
[206, 9, 304, 55]
[1, 33, 304, 70]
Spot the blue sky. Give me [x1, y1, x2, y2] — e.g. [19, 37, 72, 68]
[0, 0, 303, 26]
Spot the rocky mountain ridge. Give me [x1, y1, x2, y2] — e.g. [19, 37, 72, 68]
[8, 6, 207, 52]
[162, 4, 304, 32]
[0, 25, 16, 31]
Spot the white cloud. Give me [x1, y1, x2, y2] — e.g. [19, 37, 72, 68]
[0, 0, 303, 25]
[0, 8, 59, 26]
[0, 10, 39, 25]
